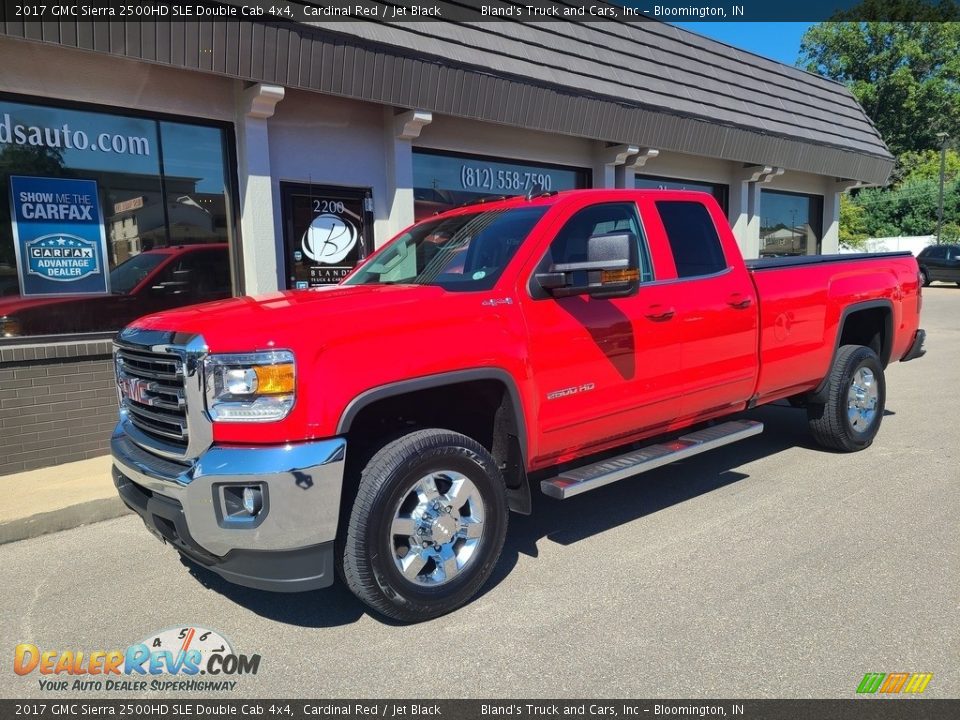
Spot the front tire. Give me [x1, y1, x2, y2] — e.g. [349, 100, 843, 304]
[807, 345, 886, 452]
[341, 428, 508, 622]
[919, 268, 930, 286]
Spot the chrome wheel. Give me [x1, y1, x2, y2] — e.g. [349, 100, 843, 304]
[847, 366, 879, 432]
[390, 471, 485, 587]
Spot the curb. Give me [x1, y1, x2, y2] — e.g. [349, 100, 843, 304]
[0, 497, 132, 545]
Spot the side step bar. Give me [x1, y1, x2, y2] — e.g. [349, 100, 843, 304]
[540, 420, 763, 499]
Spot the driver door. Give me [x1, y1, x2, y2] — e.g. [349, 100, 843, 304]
[521, 200, 684, 466]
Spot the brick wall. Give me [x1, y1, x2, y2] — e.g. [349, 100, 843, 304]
[0, 340, 118, 476]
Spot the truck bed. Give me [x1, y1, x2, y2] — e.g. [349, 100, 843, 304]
[747, 251, 921, 404]
[746, 251, 913, 271]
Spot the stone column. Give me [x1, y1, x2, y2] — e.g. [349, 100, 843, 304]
[381, 109, 432, 246]
[620, 147, 660, 189]
[235, 83, 284, 295]
[823, 179, 865, 255]
[729, 165, 783, 259]
[594, 144, 638, 188]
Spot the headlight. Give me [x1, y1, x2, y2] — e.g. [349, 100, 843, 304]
[204, 350, 295, 422]
[0, 316, 21, 337]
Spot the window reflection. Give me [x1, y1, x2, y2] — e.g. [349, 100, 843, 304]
[760, 190, 824, 256]
[0, 98, 234, 338]
[635, 175, 728, 214]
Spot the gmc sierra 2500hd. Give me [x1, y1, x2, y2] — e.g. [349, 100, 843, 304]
[111, 190, 925, 621]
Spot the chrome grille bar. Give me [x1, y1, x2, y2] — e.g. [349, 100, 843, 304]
[124, 401, 188, 440]
[114, 329, 212, 463]
[116, 346, 189, 451]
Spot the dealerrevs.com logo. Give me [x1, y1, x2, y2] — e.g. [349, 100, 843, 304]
[14, 626, 260, 693]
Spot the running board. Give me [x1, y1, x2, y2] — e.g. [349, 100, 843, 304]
[540, 420, 764, 499]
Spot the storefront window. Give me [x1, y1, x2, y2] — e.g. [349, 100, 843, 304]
[760, 190, 824, 257]
[413, 149, 590, 221]
[635, 174, 728, 213]
[0, 97, 235, 339]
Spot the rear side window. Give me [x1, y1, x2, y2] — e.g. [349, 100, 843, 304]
[655, 201, 727, 278]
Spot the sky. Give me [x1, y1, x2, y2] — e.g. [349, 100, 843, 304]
[672, 23, 815, 67]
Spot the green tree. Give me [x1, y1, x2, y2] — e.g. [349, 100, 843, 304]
[839, 193, 870, 248]
[799, 8, 960, 156]
[848, 177, 959, 239]
[941, 222, 960, 242]
[896, 148, 960, 184]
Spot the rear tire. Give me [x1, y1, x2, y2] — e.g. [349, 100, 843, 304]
[341, 428, 508, 622]
[807, 345, 885, 452]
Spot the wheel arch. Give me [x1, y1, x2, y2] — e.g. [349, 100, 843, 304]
[337, 369, 532, 515]
[809, 299, 893, 404]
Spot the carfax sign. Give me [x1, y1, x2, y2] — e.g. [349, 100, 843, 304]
[9, 175, 110, 296]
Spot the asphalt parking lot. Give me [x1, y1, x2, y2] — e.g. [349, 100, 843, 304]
[2, 286, 957, 700]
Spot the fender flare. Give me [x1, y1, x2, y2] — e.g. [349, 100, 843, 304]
[809, 299, 893, 403]
[336, 368, 532, 514]
[337, 367, 529, 465]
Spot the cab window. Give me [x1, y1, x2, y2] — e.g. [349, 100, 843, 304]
[540, 202, 653, 282]
[154, 249, 231, 300]
[655, 200, 727, 278]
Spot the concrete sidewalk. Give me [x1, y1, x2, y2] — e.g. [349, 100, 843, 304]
[0, 455, 129, 544]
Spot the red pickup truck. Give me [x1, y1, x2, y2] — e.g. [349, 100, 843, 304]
[111, 190, 925, 622]
[0, 243, 231, 337]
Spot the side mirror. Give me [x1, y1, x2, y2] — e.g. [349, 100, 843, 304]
[150, 269, 193, 295]
[535, 232, 639, 298]
[150, 280, 189, 295]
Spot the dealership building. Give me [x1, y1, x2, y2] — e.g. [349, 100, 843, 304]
[0, 6, 894, 475]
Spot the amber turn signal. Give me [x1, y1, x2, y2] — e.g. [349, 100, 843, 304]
[253, 364, 296, 395]
[601, 269, 640, 284]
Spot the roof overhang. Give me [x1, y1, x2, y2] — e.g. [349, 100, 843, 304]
[0, 18, 895, 185]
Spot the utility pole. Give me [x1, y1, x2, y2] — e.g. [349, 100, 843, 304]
[936, 132, 949, 244]
[790, 209, 798, 253]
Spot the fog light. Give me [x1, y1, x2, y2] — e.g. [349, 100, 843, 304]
[218, 484, 267, 527]
[242, 487, 263, 516]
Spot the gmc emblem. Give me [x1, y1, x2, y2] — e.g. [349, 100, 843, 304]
[119, 375, 151, 405]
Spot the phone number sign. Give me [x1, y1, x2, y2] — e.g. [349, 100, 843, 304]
[414, 153, 585, 195]
[9, 176, 110, 296]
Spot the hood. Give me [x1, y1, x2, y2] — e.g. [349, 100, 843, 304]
[131, 283, 452, 352]
[0, 293, 89, 317]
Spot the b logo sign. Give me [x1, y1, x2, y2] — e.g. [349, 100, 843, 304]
[302, 213, 359, 265]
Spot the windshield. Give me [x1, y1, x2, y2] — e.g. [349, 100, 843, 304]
[344, 206, 548, 291]
[109, 253, 166, 294]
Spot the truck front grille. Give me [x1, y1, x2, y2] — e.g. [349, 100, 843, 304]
[116, 346, 189, 451]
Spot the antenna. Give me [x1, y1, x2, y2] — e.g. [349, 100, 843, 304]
[525, 182, 546, 201]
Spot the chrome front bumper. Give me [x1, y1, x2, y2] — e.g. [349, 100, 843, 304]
[111, 422, 347, 591]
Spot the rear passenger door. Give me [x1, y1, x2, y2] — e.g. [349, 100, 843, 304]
[943, 246, 960, 282]
[647, 199, 759, 419]
[923, 246, 947, 280]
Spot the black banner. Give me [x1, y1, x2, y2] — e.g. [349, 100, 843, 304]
[1, 700, 959, 720]
[0, 0, 958, 23]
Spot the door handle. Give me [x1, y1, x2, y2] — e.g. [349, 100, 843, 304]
[727, 293, 753, 309]
[644, 304, 675, 321]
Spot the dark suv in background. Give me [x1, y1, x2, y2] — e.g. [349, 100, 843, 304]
[917, 244, 960, 286]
